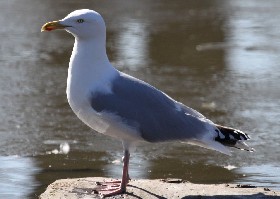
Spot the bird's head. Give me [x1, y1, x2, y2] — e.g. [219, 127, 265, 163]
[41, 9, 106, 40]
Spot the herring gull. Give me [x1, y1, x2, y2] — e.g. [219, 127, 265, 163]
[41, 9, 253, 197]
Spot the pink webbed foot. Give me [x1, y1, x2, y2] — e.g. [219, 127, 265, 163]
[93, 149, 131, 198]
[94, 179, 128, 198]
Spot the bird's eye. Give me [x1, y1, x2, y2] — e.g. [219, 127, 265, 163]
[77, 19, 84, 23]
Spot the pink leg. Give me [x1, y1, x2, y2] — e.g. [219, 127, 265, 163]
[95, 150, 130, 197]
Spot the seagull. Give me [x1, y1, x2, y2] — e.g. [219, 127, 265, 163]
[41, 9, 253, 197]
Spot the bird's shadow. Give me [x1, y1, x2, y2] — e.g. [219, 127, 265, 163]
[180, 193, 278, 199]
[127, 184, 167, 199]
[126, 185, 277, 199]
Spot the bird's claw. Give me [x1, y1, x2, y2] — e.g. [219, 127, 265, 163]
[94, 180, 126, 198]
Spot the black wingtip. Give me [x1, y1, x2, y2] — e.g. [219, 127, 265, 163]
[215, 124, 253, 152]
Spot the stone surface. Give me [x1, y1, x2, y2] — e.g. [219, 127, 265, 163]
[40, 177, 280, 199]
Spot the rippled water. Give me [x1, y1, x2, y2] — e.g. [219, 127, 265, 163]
[0, 0, 280, 198]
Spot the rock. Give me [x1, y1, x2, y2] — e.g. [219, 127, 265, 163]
[40, 177, 280, 199]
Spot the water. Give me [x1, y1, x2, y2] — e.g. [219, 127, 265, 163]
[0, 0, 280, 198]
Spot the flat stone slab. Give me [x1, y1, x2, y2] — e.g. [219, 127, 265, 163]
[39, 177, 280, 199]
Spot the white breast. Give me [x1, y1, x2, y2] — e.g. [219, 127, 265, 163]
[66, 62, 118, 133]
[65, 38, 144, 144]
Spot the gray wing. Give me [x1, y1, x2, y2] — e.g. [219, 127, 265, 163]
[90, 72, 211, 142]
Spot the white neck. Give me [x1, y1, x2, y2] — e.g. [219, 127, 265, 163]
[71, 36, 109, 65]
[66, 37, 116, 108]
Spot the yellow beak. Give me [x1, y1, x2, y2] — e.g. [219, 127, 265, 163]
[41, 21, 69, 32]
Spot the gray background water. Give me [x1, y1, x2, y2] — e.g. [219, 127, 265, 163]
[0, 0, 280, 198]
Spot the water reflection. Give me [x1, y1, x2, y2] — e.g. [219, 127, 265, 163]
[0, 156, 40, 199]
[225, 0, 280, 77]
[115, 19, 150, 70]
